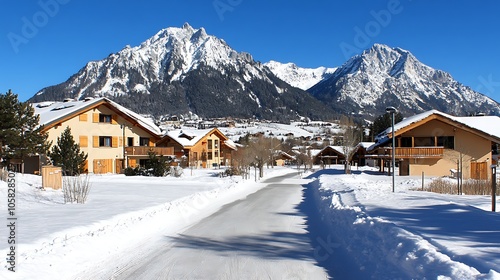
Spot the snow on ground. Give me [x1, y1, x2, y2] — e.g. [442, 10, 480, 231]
[0, 167, 291, 280]
[1, 165, 499, 279]
[307, 166, 500, 279]
[218, 122, 316, 142]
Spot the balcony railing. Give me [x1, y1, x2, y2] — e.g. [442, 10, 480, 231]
[125, 146, 174, 156]
[383, 147, 444, 158]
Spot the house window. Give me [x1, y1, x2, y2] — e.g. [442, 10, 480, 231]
[139, 159, 150, 167]
[214, 139, 219, 149]
[193, 152, 198, 160]
[400, 137, 412, 147]
[127, 137, 134, 147]
[99, 114, 112, 123]
[437, 136, 454, 149]
[99, 136, 112, 147]
[492, 144, 499, 155]
[208, 139, 213, 150]
[139, 137, 150, 146]
[208, 151, 213, 160]
[414, 137, 434, 147]
[214, 151, 219, 158]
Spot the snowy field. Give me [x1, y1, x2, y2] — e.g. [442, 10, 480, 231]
[217, 121, 341, 142]
[0, 166, 499, 279]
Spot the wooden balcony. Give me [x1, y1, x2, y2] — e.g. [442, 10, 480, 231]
[383, 147, 444, 158]
[125, 146, 174, 156]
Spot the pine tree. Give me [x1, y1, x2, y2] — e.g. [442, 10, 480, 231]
[370, 112, 404, 139]
[0, 90, 19, 155]
[145, 150, 170, 177]
[0, 90, 49, 171]
[49, 127, 88, 176]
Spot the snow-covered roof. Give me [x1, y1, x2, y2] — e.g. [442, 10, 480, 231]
[224, 139, 238, 150]
[277, 150, 295, 160]
[164, 129, 211, 147]
[315, 146, 346, 157]
[369, 110, 500, 151]
[309, 149, 323, 157]
[357, 142, 375, 149]
[32, 97, 162, 136]
[163, 128, 233, 149]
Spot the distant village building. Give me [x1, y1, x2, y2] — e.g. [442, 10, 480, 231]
[157, 128, 237, 168]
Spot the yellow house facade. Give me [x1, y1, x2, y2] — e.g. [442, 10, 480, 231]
[33, 97, 168, 174]
[369, 110, 500, 180]
[157, 128, 237, 168]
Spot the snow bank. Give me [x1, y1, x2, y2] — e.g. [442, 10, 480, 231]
[308, 167, 500, 279]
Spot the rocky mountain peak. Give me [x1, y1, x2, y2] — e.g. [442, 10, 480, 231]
[264, 60, 337, 91]
[309, 43, 500, 118]
[29, 24, 334, 122]
[27, 26, 500, 122]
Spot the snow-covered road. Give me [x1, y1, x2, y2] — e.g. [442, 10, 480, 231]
[99, 173, 329, 279]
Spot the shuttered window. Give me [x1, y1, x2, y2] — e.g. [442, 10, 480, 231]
[112, 136, 118, 148]
[79, 136, 88, 147]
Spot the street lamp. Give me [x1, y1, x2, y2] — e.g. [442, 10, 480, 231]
[491, 164, 497, 212]
[120, 124, 127, 170]
[386, 106, 397, 192]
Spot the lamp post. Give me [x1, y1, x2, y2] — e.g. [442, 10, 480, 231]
[386, 106, 397, 192]
[491, 164, 497, 212]
[120, 124, 127, 170]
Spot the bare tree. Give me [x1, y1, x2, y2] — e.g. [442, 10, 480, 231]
[189, 151, 198, 176]
[281, 137, 297, 154]
[295, 142, 312, 172]
[63, 175, 91, 204]
[247, 136, 272, 178]
[444, 146, 475, 195]
[231, 146, 252, 179]
[340, 116, 362, 174]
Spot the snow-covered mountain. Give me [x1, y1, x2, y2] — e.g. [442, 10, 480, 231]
[264, 61, 336, 90]
[30, 23, 334, 122]
[30, 26, 500, 122]
[309, 43, 500, 118]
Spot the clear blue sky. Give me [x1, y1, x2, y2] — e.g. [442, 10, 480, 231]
[2, 0, 500, 102]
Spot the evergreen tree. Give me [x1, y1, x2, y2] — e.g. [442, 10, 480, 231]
[0, 90, 49, 171]
[145, 150, 170, 177]
[0, 90, 19, 155]
[370, 112, 404, 139]
[49, 127, 88, 176]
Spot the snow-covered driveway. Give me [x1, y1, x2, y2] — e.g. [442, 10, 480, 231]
[97, 173, 329, 279]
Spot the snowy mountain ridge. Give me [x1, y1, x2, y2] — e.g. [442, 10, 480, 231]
[264, 61, 336, 90]
[61, 23, 265, 99]
[30, 23, 500, 121]
[309, 43, 500, 117]
[31, 23, 334, 121]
